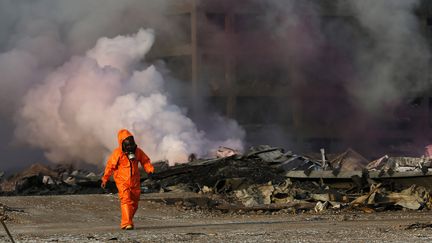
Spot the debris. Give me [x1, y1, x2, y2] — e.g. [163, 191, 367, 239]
[350, 184, 431, 210]
[215, 178, 248, 193]
[0, 164, 103, 195]
[64, 177, 76, 186]
[405, 222, 432, 230]
[389, 185, 431, 210]
[425, 145, 432, 158]
[367, 156, 432, 174]
[350, 183, 382, 206]
[152, 160, 170, 173]
[330, 148, 369, 172]
[366, 155, 389, 171]
[311, 194, 330, 202]
[3, 144, 432, 215]
[314, 201, 329, 213]
[200, 186, 213, 194]
[86, 172, 96, 177]
[320, 148, 327, 170]
[42, 176, 55, 185]
[215, 201, 316, 212]
[359, 207, 375, 214]
[216, 147, 239, 158]
[164, 184, 193, 193]
[276, 155, 322, 174]
[328, 201, 342, 209]
[141, 146, 432, 213]
[146, 154, 285, 197]
[234, 183, 274, 207]
[246, 145, 287, 163]
[272, 179, 294, 204]
[310, 192, 349, 203]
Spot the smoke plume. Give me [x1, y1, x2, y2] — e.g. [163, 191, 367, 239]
[14, 29, 244, 165]
[0, 1, 244, 168]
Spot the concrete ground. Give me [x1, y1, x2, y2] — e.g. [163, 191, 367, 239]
[1, 193, 432, 242]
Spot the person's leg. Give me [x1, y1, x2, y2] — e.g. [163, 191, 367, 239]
[130, 188, 140, 217]
[119, 188, 134, 229]
[120, 202, 133, 228]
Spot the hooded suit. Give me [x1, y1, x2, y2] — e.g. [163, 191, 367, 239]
[102, 129, 154, 229]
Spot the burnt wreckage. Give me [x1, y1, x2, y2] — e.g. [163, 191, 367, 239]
[1, 145, 432, 212]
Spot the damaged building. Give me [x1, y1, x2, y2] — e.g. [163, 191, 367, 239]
[148, 0, 432, 158]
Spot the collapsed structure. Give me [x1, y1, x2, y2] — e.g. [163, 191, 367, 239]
[143, 145, 432, 212]
[2, 145, 432, 213]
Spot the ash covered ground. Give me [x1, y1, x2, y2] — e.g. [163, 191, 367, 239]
[1, 146, 432, 242]
[1, 194, 432, 242]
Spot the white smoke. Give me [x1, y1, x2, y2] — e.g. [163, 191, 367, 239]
[15, 29, 244, 165]
[0, 0, 174, 117]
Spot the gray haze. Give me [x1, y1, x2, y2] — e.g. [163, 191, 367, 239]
[346, 0, 430, 112]
[197, 0, 431, 155]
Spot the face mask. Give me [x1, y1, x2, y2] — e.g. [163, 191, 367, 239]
[122, 136, 137, 160]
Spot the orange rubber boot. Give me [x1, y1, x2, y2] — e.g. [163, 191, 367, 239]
[120, 203, 134, 229]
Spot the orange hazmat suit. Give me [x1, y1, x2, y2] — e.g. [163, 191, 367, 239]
[102, 129, 154, 229]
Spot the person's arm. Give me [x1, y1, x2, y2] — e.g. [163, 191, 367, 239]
[101, 150, 120, 187]
[137, 149, 154, 174]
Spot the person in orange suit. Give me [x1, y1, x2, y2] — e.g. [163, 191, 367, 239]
[101, 129, 154, 230]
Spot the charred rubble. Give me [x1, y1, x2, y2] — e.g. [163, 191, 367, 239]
[0, 164, 105, 196]
[2, 145, 432, 213]
[143, 145, 432, 212]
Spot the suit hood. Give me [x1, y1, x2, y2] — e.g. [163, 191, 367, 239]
[117, 129, 134, 147]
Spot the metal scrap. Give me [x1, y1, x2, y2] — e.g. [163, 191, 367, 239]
[367, 156, 432, 174]
[330, 148, 370, 172]
[350, 184, 432, 210]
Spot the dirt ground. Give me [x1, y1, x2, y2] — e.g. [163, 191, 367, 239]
[1, 193, 432, 242]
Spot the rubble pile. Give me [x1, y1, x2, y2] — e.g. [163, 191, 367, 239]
[144, 145, 432, 213]
[367, 155, 432, 174]
[2, 145, 432, 214]
[0, 164, 104, 195]
[144, 154, 286, 194]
